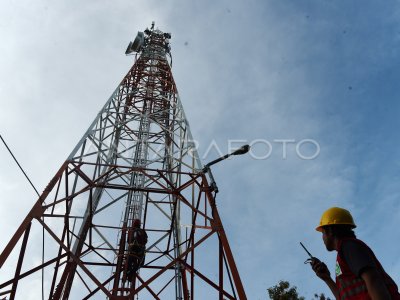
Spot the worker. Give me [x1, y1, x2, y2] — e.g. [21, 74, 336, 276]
[310, 207, 400, 300]
[126, 219, 148, 280]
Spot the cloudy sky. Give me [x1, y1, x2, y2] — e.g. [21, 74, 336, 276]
[1, 0, 400, 299]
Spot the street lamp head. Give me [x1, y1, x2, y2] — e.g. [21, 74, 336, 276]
[231, 144, 250, 156]
[203, 144, 250, 171]
[202, 144, 250, 193]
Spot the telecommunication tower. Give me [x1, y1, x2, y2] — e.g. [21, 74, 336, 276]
[0, 24, 247, 299]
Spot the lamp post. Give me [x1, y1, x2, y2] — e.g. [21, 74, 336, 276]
[202, 144, 250, 193]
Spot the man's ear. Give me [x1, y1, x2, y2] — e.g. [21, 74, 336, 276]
[324, 226, 333, 237]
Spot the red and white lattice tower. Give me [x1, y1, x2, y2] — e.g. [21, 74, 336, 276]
[0, 24, 247, 300]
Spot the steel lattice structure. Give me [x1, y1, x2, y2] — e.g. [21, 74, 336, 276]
[0, 25, 247, 300]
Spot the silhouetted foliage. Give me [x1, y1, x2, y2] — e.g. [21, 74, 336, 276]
[313, 293, 331, 300]
[267, 281, 304, 300]
[267, 281, 331, 300]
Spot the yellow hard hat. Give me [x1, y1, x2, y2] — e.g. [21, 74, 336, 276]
[316, 207, 356, 232]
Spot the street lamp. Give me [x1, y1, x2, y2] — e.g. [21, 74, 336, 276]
[202, 144, 250, 193]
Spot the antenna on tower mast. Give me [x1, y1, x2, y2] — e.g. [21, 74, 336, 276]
[125, 31, 144, 55]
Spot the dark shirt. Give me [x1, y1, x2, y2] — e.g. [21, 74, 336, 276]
[132, 228, 148, 246]
[341, 239, 377, 277]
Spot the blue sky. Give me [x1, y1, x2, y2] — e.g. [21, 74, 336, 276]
[1, 0, 400, 299]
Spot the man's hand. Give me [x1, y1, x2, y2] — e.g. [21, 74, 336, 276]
[310, 258, 339, 299]
[311, 258, 331, 281]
